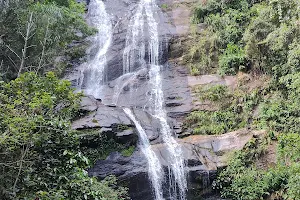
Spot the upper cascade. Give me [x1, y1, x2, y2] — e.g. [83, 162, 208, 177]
[77, 0, 112, 98]
[123, 0, 159, 74]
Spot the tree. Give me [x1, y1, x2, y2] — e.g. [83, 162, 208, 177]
[0, 0, 94, 80]
[0, 72, 128, 200]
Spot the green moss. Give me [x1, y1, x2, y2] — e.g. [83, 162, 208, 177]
[121, 146, 135, 157]
[117, 124, 130, 131]
[161, 3, 169, 11]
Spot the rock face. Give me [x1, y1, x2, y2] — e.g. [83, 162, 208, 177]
[88, 129, 265, 199]
[69, 0, 258, 200]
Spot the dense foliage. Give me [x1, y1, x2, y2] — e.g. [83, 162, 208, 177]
[0, 1, 128, 199]
[212, 134, 300, 200]
[185, 84, 263, 135]
[0, 73, 128, 200]
[0, 0, 94, 80]
[191, 0, 300, 199]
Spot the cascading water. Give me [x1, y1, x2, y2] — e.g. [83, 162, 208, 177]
[123, 0, 159, 74]
[122, 1, 165, 199]
[122, 0, 187, 199]
[149, 65, 187, 200]
[77, 0, 112, 98]
[123, 108, 164, 200]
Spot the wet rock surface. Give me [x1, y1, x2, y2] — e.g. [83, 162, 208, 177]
[88, 129, 264, 199]
[69, 0, 251, 199]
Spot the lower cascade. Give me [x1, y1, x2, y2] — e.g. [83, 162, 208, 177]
[149, 64, 187, 200]
[123, 108, 164, 200]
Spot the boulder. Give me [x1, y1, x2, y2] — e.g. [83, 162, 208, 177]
[72, 104, 132, 130]
[79, 95, 100, 112]
[179, 129, 266, 170]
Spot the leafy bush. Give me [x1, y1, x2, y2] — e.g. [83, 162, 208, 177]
[192, 0, 252, 75]
[278, 133, 300, 163]
[185, 86, 261, 135]
[0, 73, 128, 200]
[0, 0, 94, 80]
[198, 85, 231, 103]
[185, 110, 244, 135]
[286, 163, 300, 200]
[187, 29, 219, 75]
[219, 44, 247, 75]
[215, 133, 300, 200]
[257, 73, 300, 133]
[193, 0, 222, 23]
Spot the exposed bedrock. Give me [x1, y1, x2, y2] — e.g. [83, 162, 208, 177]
[87, 128, 265, 200]
[69, 0, 251, 199]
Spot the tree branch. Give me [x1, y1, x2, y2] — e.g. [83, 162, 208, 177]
[13, 144, 29, 195]
[37, 19, 50, 73]
[18, 12, 34, 77]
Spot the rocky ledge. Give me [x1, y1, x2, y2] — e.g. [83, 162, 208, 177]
[86, 126, 265, 199]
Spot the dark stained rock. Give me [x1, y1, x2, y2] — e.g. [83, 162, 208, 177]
[116, 129, 137, 144]
[88, 151, 152, 200]
[72, 104, 131, 130]
[79, 95, 100, 112]
[88, 129, 262, 200]
[68, 0, 247, 200]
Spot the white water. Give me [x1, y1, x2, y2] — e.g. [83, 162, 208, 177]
[149, 65, 187, 200]
[112, 72, 136, 105]
[78, 0, 112, 98]
[123, 108, 164, 200]
[122, 0, 187, 199]
[123, 0, 159, 73]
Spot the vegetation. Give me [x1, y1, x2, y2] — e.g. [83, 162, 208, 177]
[1, 0, 299, 199]
[0, 1, 128, 199]
[78, 129, 135, 164]
[0, 0, 94, 80]
[212, 134, 300, 200]
[191, 0, 300, 199]
[184, 85, 262, 135]
[0, 72, 128, 199]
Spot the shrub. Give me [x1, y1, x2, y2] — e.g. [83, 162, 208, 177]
[219, 44, 247, 75]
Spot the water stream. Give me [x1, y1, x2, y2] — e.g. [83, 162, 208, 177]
[77, 0, 112, 98]
[81, 0, 187, 199]
[123, 108, 164, 200]
[122, 0, 187, 199]
[149, 64, 187, 200]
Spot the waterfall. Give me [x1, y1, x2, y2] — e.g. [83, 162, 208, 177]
[122, 0, 187, 199]
[78, 0, 112, 98]
[149, 65, 187, 200]
[123, 108, 164, 200]
[79, 0, 187, 198]
[123, 0, 159, 73]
